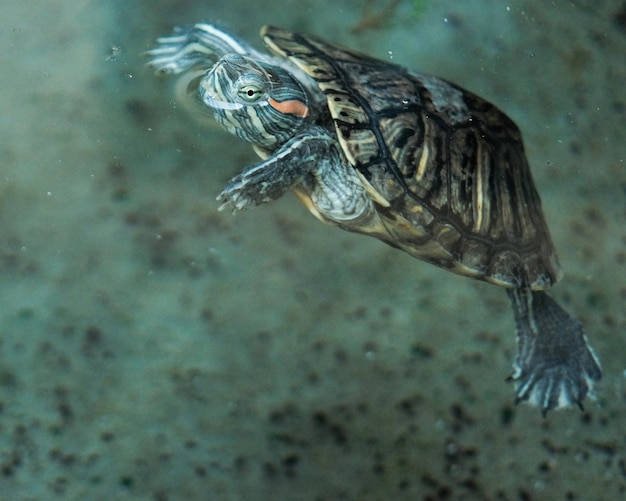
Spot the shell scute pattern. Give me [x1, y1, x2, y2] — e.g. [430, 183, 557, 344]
[275, 38, 555, 286]
[167, 24, 556, 289]
[378, 113, 425, 179]
[321, 88, 369, 125]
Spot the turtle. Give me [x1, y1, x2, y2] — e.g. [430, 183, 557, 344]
[147, 23, 602, 414]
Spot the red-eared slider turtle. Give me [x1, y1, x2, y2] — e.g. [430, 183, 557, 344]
[148, 24, 601, 414]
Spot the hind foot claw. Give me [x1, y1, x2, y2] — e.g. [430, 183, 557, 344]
[507, 289, 601, 416]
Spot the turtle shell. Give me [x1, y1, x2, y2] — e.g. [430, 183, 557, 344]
[262, 26, 560, 290]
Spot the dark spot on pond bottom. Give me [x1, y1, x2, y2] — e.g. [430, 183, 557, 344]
[614, 4, 626, 34]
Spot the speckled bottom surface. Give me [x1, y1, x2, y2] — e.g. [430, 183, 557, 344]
[0, 1, 625, 500]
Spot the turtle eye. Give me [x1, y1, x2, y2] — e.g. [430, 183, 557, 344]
[238, 84, 264, 103]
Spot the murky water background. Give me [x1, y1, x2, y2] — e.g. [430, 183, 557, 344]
[1, 1, 624, 499]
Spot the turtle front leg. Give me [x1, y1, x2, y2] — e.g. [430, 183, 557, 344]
[217, 128, 337, 212]
[506, 288, 602, 415]
[147, 24, 262, 74]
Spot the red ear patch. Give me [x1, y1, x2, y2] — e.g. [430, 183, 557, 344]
[268, 97, 309, 118]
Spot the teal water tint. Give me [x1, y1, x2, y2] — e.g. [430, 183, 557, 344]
[0, 0, 624, 499]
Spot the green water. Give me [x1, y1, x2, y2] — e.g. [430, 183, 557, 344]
[0, 1, 624, 499]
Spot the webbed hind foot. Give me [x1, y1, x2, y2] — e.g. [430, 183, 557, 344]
[506, 289, 602, 416]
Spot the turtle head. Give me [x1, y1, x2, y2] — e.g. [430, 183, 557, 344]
[199, 54, 310, 149]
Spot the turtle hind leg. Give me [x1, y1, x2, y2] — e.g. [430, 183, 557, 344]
[506, 288, 602, 416]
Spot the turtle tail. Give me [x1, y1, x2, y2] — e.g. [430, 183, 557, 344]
[506, 288, 602, 416]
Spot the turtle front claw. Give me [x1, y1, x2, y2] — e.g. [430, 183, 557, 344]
[146, 27, 201, 74]
[506, 289, 602, 416]
[216, 171, 271, 213]
[216, 180, 255, 213]
[216, 140, 315, 214]
[216, 167, 285, 213]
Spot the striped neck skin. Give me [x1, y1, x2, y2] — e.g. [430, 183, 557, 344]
[199, 54, 310, 149]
